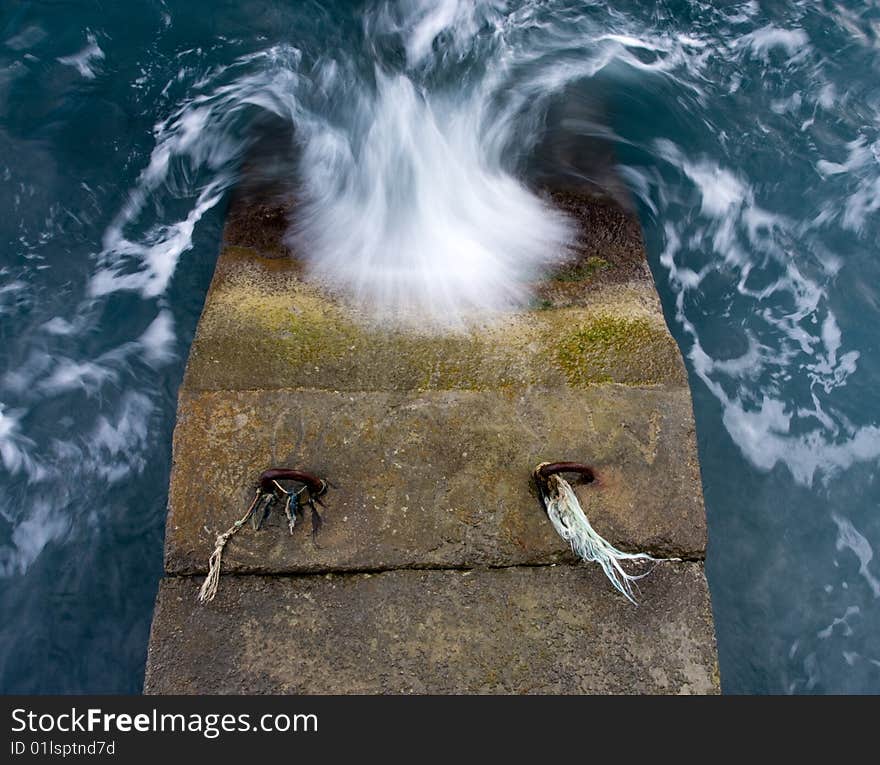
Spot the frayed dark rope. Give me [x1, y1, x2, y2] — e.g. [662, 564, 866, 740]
[198, 467, 329, 604]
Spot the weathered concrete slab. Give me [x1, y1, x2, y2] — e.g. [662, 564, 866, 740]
[146, 181, 718, 694]
[165, 386, 706, 575]
[144, 563, 719, 695]
[183, 248, 686, 392]
[532, 191, 655, 308]
[184, 188, 687, 393]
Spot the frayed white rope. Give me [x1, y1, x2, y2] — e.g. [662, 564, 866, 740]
[537, 468, 670, 604]
[198, 490, 261, 604]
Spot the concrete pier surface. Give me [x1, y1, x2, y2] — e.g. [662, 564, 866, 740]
[144, 186, 719, 694]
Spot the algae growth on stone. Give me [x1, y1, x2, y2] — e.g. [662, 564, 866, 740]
[554, 314, 684, 386]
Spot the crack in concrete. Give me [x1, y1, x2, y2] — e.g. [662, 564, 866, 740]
[166, 554, 705, 581]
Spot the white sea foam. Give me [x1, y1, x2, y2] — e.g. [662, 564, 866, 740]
[720, 400, 880, 486]
[0, 279, 26, 316]
[41, 317, 77, 335]
[139, 310, 176, 365]
[832, 514, 880, 598]
[738, 25, 809, 60]
[816, 137, 880, 233]
[38, 359, 117, 395]
[1, 499, 69, 577]
[0, 404, 35, 476]
[647, 132, 880, 488]
[817, 605, 860, 639]
[91, 182, 225, 298]
[0, 391, 156, 576]
[57, 32, 105, 79]
[381, 0, 505, 67]
[87, 392, 154, 482]
[288, 5, 717, 323]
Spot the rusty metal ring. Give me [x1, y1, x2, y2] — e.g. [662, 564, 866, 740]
[258, 468, 327, 496]
[535, 462, 596, 483]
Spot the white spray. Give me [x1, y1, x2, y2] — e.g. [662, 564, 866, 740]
[289, 69, 575, 323]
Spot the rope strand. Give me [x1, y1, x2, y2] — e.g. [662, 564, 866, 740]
[535, 462, 674, 604]
[197, 471, 327, 604]
[198, 490, 262, 604]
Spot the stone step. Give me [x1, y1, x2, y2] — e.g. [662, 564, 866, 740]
[165, 386, 706, 575]
[183, 247, 686, 392]
[144, 562, 719, 694]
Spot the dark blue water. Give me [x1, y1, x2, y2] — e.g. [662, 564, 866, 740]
[1, 0, 879, 694]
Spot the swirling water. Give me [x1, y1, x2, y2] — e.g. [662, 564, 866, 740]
[1, 0, 879, 693]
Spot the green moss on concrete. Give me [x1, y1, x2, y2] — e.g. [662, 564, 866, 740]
[194, 278, 544, 390]
[554, 314, 683, 386]
[222, 245, 260, 260]
[552, 256, 610, 283]
[185, 250, 685, 391]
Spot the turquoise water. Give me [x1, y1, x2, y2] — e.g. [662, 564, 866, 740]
[1, 0, 879, 693]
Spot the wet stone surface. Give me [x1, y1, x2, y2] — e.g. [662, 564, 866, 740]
[165, 386, 706, 574]
[145, 563, 719, 695]
[146, 188, 718, 694]
[182, 249, 686, 392]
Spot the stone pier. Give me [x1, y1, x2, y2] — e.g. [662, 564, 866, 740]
[144, 186, 719, 694]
